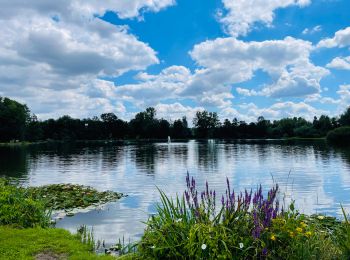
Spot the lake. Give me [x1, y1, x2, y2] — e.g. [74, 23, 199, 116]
[1, 140, 350, 244]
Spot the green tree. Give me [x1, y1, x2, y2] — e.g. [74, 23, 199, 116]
[172, 117, 191, 138]
[0, 97, 30, 141]
[193, 111, 220, 138]
[339, 107, 350, 126]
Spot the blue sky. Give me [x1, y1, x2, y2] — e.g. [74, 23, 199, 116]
[0, 0, 349, 122]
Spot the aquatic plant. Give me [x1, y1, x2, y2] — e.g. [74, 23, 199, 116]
[28, 183, 124, 211]
[138, 173, 343, 259]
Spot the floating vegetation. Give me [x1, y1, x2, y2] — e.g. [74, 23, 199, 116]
[28, 183, 125, 212]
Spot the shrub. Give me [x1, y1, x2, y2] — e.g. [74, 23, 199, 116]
[138, 174, 342, 259]
[0, 178, 51, 228]
[327, 127, 350, 146]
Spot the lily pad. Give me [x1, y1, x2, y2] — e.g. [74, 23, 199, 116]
[27, 184, 125, 211]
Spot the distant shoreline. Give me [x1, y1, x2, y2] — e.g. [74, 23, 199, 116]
[0, 137, 327, 147]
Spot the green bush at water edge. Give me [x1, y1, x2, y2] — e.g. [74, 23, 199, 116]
[327, 127, 350, 146]
[0, 179, 50, 228]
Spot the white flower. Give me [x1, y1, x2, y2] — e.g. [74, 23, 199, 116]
[317, 215, 325, 220]
[201, 244, 207, 250]
[151, 245, 155, 249]
[239, 243, 244, 249]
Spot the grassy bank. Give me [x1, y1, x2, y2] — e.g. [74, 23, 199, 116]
[0, 226, 114, 260]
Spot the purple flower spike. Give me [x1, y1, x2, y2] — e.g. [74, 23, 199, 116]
[262, 248, 268, 256]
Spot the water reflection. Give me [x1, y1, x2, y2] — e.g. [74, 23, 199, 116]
[0, 146, 30, 179]
[0, 140, 350, 244]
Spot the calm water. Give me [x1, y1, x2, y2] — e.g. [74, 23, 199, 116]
[1, 140, 350, 244]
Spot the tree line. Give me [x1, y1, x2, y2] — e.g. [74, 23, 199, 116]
[0, 96, 349, 142]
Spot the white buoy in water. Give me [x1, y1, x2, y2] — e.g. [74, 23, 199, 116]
[168, 136, 171, 143]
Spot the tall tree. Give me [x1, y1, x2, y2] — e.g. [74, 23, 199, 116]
[0, 97, 30, 141]
[193, 111, 220, 138]
[339, 107, 350, 126]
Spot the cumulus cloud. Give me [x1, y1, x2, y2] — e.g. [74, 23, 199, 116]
[6, 80, 126, 119]
[0, 1, 174, 118]
[154, 103, 205, 122]
[190, 36, 328, 98]
[238, 102, 328, 121]
[236, 88, 260, 97]
[113, 35, 329, 118]
[0, 0, 176, 20]
[218, 0, 311, 37]
[326, 56, 350, 70]
[115, 65, 236, 109]
[336, 85, 350, 112]
[262, 62, 329, 97]
[317, 27, 350, 48]
[304, 94, 340, 105]
[115, 66, 191, 106]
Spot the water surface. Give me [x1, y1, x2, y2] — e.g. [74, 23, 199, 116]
[1, 140, 350, 244]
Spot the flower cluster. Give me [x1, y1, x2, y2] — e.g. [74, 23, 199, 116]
[185, 172, 216, 221]
[252, 184, 279, 239]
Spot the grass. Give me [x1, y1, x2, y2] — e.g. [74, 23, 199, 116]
[0, 179, 50, 228]
[0, 226, 115, 260]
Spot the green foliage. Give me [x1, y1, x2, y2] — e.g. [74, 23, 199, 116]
[335, 206, 350, 258]
[0, 96, 30, 141]
[0, 226, 114, 260]
[0, 179, 50, 228]
[327, 127, 350, 146]
[265, 210, 341, 259]
[193, 111, 220, 138]
[28, 183, 124, 211]
[339, 107, 350, 126]
[137, 177, 347, 259]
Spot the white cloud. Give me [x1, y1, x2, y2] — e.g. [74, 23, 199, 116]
[115, 66, 191, 106]
[190, 36, 328, 98]
[239, 102, 328, 121]
[154, 103, 205, 122]
[113, 36, 329, 114]
[263, 62, 329, 97]
[336, 85, 350, 112]
[317, 27, 350, 48]
[0, 1, 173, 118]
[302, 25, 322, 35]
[0, 0, 175, 20]
[304, 94, 340, 105]
[9, 80, 126, 119]
[218, 0, 311, 37]
[199, 92, 234, 108]
[326, 56, 350, 70]
[236, 87, 260, 97]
